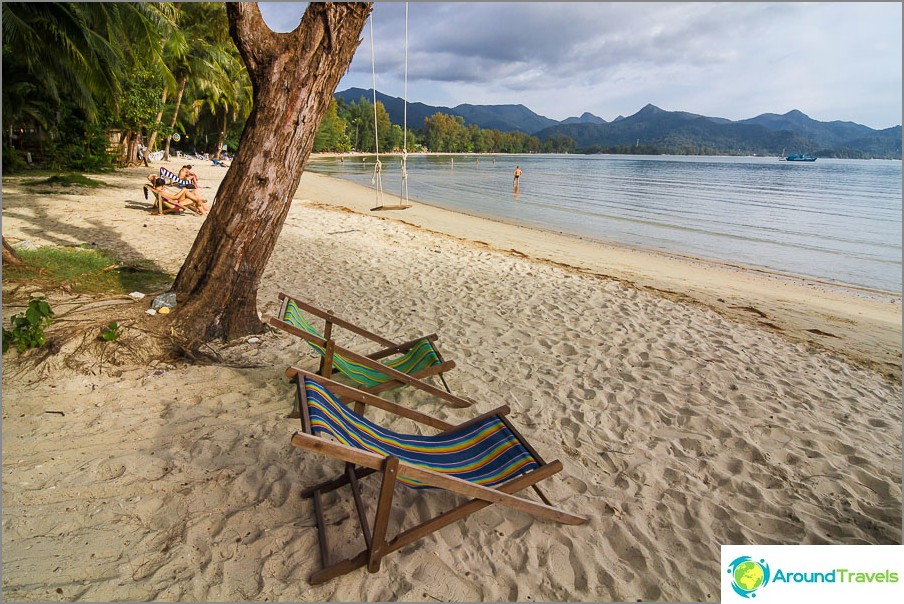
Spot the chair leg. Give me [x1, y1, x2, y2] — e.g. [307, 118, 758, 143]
[531, 484, 553, 506]
[438, 372, 452, 393]
[347, 463, 373, 551]
[307, 457, 400, 585]
[312, 489, 330, 570]
[307, 462, 562, 584]
[300, 466, 376, 498]
[367, 456, 399, 573]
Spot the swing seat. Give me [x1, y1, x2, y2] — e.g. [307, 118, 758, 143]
[370, 203, 412, 212]
[288, 369, 588, 584]
[265, 293, 471, 411]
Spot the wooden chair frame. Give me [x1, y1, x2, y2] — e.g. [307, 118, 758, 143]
[288, 368, 587, 584]
[266, 292, 470, 411]
[143, 184, 201, 216]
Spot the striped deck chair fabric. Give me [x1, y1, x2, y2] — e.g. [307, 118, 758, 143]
[159, 166, 193, 188]
[284, 299, 442, 388]
[303, 377, 540, 488]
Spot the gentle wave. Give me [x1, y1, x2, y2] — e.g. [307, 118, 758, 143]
[307, 154, 903, 293]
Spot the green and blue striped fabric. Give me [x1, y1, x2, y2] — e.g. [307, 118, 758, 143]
[283, 299, 442, 388]
[304, 377, 540, 489]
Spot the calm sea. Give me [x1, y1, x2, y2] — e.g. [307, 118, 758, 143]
[306, 154, 903, 293]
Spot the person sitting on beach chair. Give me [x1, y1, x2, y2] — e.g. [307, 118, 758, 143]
[145, 175, 210, 215]
[159, 166, 195, 189]
[178, 165, 200, 188]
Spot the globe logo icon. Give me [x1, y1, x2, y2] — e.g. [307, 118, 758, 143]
[727, 556, 770, 598]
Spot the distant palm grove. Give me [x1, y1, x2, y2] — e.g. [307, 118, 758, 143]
[1, 2, 576, 175]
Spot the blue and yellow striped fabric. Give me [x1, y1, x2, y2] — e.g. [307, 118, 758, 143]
[283, 299, 442, 388]
[304, 377, 540, 489]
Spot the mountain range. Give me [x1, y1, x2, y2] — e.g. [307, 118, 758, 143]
[334, 87, 902, 159]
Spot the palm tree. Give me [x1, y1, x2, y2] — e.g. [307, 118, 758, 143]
[145, 28, 187, 154]
[190, 48, 252, 160]
[161, 2, 234, 161]
[2, 2, 174, 122]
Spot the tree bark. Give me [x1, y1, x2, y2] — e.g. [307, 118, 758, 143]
[147, 86, 169, 153]
[2, 237, 24, 266]
[168, 2, 371, 345]
[125, 131, 138, 165]
[163, 76, 187, 161]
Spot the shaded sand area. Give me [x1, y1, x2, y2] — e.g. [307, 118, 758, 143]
[2, 163, 902, 601]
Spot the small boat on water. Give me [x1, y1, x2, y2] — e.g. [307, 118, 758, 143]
[784, 153, 817, 162]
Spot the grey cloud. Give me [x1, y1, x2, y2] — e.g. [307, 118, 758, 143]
[262, 2, 901, 128]
[356, 3, 791, 87]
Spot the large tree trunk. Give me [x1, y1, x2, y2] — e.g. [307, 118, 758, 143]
[2, 237, 24, 266]
[163, 76, 187, 161]
[147, 86, 169, 153]
[125, 131, 138, 165]
[168, 2, 371, 346]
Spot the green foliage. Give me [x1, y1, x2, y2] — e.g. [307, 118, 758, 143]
[3, 245, 173, 295]
[43, 101, 117, 172]
[337, 97, 396, 153]
[419, 112, 544, 153]
[540, 134, 577, 154]
[119, 66, 165, 132]
[1, 2, 176, 123]
[2, 296, 54, 354]
[313, 99, 350, 152]
[2, 1, 256, 169]
[2, 143, 29, 173]
[100, 321, 122, 342]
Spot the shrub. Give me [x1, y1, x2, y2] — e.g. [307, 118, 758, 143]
[2, 296, 55, 353]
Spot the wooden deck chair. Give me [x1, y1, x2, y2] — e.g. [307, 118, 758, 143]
[287, 368, 587, 584]
[266, 293, 470, 411]
[143, 184, 200, 216]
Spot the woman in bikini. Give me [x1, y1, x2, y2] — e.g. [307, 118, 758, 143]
[145, 175, 210, 214]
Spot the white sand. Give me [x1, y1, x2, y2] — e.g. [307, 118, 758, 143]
[2, 161, 901, 601]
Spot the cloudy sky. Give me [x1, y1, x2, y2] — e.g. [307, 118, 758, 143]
[258, 2, 902, 130]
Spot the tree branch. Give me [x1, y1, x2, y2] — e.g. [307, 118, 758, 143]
[226, 2, 276, 78]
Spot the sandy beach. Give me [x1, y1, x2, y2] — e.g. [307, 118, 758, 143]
[2, 161, 902, 601]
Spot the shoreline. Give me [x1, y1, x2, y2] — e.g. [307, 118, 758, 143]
[305, 153, 903, 297]
[314, 165, 899, 299]
[294, 170, 902, 382]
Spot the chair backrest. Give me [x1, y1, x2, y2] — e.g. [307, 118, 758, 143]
[302, 376, 539, 488]
[283, 298, 327, 352]
[282, 299, 440, 388]
[159, 166, 193, 187]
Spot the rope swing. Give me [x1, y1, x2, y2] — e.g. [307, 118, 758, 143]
[369, 12, 385, 209]
[399, 1, 410, 205]
[371, 2, 412, 212]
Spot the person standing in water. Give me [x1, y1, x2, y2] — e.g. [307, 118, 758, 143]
[513, 165, 522, 189]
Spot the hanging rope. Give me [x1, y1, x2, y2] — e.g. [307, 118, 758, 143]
[370, 12, 385, 208]
[399, 1, 410, 205]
